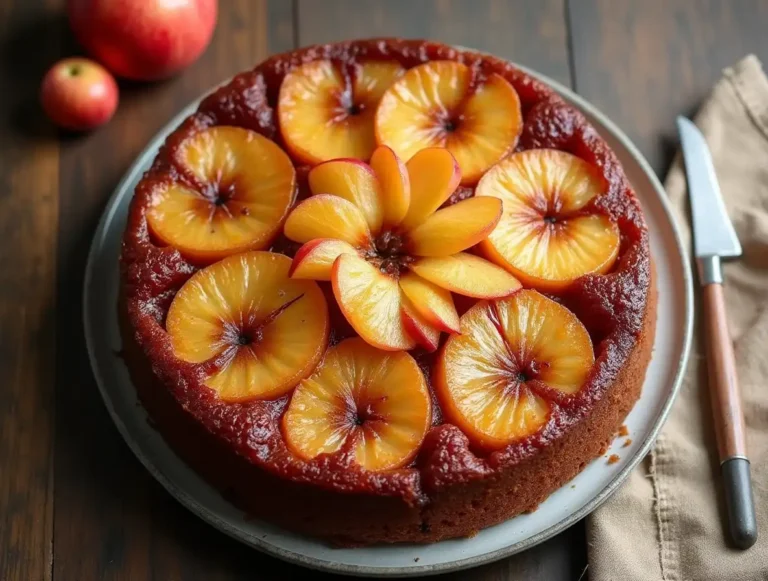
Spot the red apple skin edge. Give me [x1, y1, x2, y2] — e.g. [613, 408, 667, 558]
[40, 58, 119, 131]
[67, 0, 218, 81]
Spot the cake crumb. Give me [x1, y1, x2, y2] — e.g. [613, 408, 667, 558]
[622, 438, 632, 448]
[607, 454, 620, 465]
[618, 425, 629, 437]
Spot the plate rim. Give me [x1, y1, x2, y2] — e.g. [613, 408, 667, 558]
[82, 54, 695, 577]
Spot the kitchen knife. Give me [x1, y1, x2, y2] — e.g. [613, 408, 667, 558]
[677, 116, 757, 550]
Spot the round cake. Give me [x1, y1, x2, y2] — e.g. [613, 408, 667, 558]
[120, 38, 656, 546]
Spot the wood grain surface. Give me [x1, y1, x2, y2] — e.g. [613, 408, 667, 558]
[0, 1, 59, 579]
[568, 0, 768, 175]
[1, 0, 766, 579]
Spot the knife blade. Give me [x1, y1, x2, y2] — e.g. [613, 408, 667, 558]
[677, 116, 742, 261]
[677, 116, 757, 550]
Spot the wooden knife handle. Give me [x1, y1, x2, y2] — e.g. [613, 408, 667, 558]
[703, 282, 757, 549]
[702, 283, 746, 460]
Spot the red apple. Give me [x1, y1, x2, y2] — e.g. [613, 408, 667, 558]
[67, 0, 218, 81]
[40, 58, 119, 131]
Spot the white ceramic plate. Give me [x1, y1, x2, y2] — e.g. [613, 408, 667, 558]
[83, 57, 694, 577]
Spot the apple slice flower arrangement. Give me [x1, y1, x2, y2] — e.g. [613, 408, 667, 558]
[284, 145, 522, 352]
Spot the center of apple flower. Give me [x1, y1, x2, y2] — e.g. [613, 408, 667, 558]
[375, 230, 404, 257]
[369, 231, 414, 276]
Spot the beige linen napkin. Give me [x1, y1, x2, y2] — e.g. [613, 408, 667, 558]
[587, 55, 768, 581]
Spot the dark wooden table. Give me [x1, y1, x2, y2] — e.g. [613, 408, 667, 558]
[3, 1, 767, 579]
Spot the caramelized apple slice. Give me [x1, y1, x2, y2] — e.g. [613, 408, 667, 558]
[435, 289, 594, 449]
[282, 337, 432, 471]
[410, 252, 521, 299]
[308, 159, 384, 232]
[331, 253, 415, 351]
[146, 126, 295, 263]
[283, 194, 372, 246]
[400, 148, 461, 230]
[476, 149, 620, 292]
[494, 291, 594, 395]
[165, 252, 329, 401]
[289, 239, 359, 281]
[375, 61, 522, 184]
[398, 271, 460, 333]
[401, 296, 442, 352]
[405, 196, 502, 257]
[278, 60, 405, 164]
[369, 145, 410, 228]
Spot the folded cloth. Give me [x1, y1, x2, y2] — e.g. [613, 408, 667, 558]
[587, 55, 768, 581]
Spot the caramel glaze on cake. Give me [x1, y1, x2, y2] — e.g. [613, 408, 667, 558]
[120, 38, 657, 545]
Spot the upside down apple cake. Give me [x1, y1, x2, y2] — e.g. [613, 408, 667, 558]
[120, 38, 656, 545]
